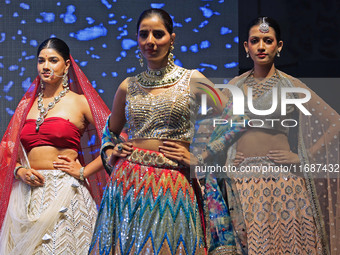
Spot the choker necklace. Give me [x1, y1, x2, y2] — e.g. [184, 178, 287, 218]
[245, 69, 280, 98]
[36, 82, 69, 131]
[136, 62, 185, 88]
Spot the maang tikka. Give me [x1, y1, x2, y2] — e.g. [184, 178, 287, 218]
[259, 17, 269, 33]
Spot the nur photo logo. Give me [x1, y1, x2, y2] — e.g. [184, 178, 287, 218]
[199, 82, 312, 128]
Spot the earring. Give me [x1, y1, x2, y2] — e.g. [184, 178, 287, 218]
[246, 52, 250, 58]
[40, 79, 44, 90]
[138, 47, 144, 67]
[168, 45, 174, 64]
[277, 51, 281, 57]
[62, 71, 69, 89]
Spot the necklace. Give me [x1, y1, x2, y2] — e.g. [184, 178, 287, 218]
[36, 83, 69, 131]
[136, 62, 186, 88]
[245, 69, 280, 98]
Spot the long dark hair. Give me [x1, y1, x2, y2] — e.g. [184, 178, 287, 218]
[37, 38, 70, 62]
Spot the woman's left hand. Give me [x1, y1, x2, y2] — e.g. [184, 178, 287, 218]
[233, 152, 245, 166]
[159, 141, 191, 167]
[53, 155, 83, 179]
[267, 150, 300, 164]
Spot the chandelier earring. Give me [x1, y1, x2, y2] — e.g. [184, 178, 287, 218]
[40, 79, 44, 90]
[246, 51, 250, 58]
[62, 70, 69, 89]
[168, 45, 174, 64]
[138, 47, 144, 67]
[277, 51, 281, 57]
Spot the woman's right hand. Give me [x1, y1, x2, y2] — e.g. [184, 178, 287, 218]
[16, 167, 45, 187]
[233, 152, 245, 166]
[108, 142, 133, 166]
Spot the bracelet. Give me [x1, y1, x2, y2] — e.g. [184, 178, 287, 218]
[106, 155, 114, 168]
[14, 165, 24, 179]
[79, 167, 85, 181]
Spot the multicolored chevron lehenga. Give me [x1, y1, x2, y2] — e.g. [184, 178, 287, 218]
[89, 148, 206, 255]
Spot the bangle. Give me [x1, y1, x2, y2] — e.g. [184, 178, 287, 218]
[14, 165, 24, 179]
[79, 167, 85, 181]
[106, 156, 114, 169]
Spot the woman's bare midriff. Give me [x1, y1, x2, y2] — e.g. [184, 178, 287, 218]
[131, 138, 190, 152]
[27, 146, 78, 170]
[236, 128, 290, 157]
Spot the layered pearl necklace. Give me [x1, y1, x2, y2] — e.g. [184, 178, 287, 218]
[36, 82, 69, 131]
[136, 62, 185, 88]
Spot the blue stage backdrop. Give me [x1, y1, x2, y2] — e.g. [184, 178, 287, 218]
[0, 0, 238, 137]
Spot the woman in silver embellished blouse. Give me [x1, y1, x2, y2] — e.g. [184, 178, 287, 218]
[88, 8, 237, 255]
[219, 17, 340, 254]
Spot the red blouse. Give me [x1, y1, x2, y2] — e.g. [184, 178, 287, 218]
[20, 117, 81, 152]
